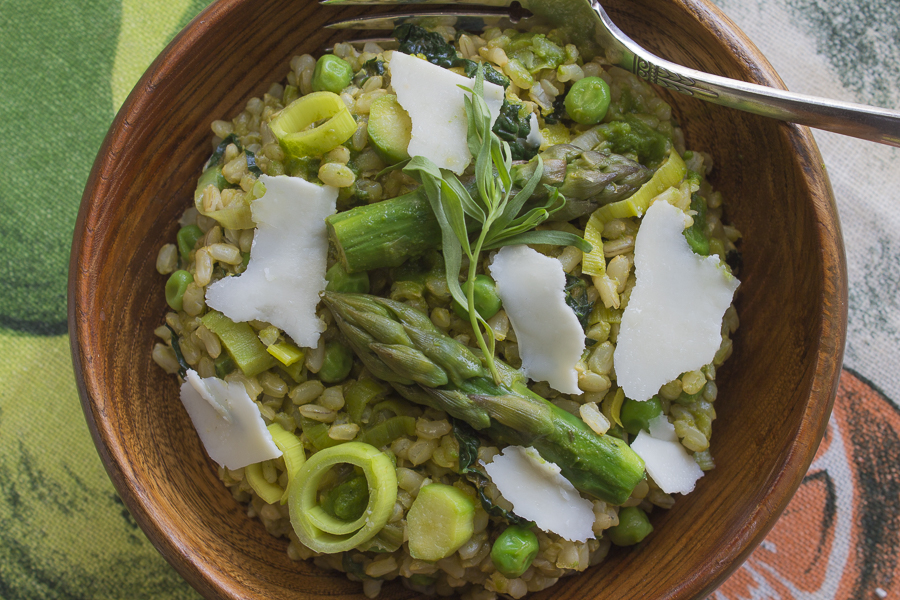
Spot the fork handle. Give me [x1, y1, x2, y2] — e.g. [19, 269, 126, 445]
[592, 2, 900, 147]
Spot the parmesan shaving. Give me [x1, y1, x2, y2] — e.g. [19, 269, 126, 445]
[484, 446, 594, 542]
[205, 174, 336, 348]
[180, 370, 282, 470]
[489, 244, 585, 394]
[389, 51, 504, 175]
[615, 201, 739, 401]
[630, 415, 704, 494]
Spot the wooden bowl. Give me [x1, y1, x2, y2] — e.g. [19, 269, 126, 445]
[69, 0, 847, 598]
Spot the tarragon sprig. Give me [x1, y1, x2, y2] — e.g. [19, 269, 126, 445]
[403, 65, 592, 383]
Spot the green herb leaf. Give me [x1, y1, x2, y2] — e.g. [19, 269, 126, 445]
[443, 172, 485, 222]
[483, 229, 593, 253]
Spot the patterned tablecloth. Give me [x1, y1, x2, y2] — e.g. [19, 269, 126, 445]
[1, 0, 898, 598]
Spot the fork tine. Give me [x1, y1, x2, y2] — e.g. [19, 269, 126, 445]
[326, 11, 515, 31]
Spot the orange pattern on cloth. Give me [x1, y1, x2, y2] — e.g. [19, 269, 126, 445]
[718, 370, 900, 600]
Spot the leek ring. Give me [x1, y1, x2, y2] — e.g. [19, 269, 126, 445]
[288, 441, 397, 553]
[269, 91, 357, 159]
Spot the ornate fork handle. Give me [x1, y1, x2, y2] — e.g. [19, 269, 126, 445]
[588, 0, 900, 146]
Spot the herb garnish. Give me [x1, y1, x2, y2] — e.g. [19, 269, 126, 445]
[403, 66, 591, 383]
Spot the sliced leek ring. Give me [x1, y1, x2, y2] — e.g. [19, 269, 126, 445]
[269, 91, 357, 159]
[245, 424, 307, 505]
[288, 442, 397, 553]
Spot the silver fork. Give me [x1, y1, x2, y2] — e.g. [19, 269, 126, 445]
[323, 0, 900, 147]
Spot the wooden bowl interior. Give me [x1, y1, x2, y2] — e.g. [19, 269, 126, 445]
[70, 0, 845, 598]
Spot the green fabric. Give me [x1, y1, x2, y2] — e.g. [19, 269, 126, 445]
[0, 1, 209, 597]
[1, 0, 898, 598]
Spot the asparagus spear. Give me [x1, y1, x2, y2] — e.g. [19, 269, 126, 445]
[326, 188, 442, 273]
[321, 291, 646, 505]
[326, 146, 651, 273]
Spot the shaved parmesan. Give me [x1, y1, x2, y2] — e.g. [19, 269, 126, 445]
[484, 446, 594, 542]
[180, 370, 282, 469]
[525, 112, 543, 149]
[630, 415, 704, 494]
[489, 245, 585, 394]
[389, 51, 504, 175]
[615, 201, 739, 401]
[205, 175, 336, 348]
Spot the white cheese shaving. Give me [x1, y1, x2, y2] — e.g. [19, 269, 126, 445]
[179, 369, 282, 469]
[388, 51, 504, 175]
[489, 244, 585, 394]
[630, 414, 704, 494]
[615, 201, 740, 401]
[525, 112, 543, 149]
[484, 446, 595, 542]
[205, 174, 336, 348]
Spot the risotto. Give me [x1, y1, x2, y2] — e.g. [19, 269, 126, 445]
[152, 21, 741, 600]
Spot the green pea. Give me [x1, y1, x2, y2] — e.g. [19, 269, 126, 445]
[318, 340, 354, 383]
[176, 225, 204, 263]
[312, 54, 354, 94]
[490, 525, 539, 579]
[165, 270, 193, 311]
[564, 76, 612, 125]
[607, 506, 653, 546]
[323, 475, 369, 521]
[452, 274, 503, 321]
[325, 262, 370, 294]
[620, 395, 664, 436]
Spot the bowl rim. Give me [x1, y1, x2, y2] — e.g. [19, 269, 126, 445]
[68, 0, 848, 597]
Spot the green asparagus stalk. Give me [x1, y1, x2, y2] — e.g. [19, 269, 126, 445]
[326, 146, 651, 273]
[325, 188, 442, 273]
[321, 291, 646, 505]
[513, 144, 652, 222]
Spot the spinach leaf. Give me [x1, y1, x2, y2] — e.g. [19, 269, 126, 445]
[363, 58, 385, 76]
[683, 191, 710, 256]
[453, 418, 481, 473]
[462, 61, 510, 88]
[245, 149, 263, 177]
[492, 99, 539, 161]
[452, 420, 531, 527]
[564, 274, 594, 330]
[393, 24, 461, 69]
[207, 133, 240, 168]
[165, 324, 190, 378]
[206, 133, 263, 176]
